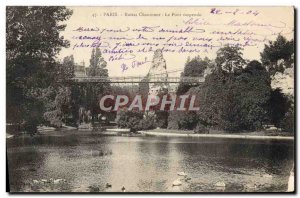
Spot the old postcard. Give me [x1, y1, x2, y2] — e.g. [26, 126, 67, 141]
[6, 6, 294, 193]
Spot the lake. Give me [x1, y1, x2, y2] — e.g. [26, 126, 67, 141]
[7, 131, 294, 192]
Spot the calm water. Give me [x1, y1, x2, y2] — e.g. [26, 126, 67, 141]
[7, 131, 294, 192]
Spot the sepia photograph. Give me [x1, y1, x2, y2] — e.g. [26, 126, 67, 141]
[6, 6, 295, 193]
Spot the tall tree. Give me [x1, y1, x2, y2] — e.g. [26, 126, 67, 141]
[215, 45, 246, 73]
[83, 47, 110, 123]
[233, 60, 271, 130]
[43, 55, 75, 127]
[260, 35, 294, 73]
[197, 69, 234, 130]
[196, 60, 271, 132]
[177, 56, 209, 95]
[6, 6, 73, 132]
[87, 47, 108, 77]
[59, 55, 75, 82]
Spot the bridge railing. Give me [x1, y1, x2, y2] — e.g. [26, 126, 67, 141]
[71, 76, 205, 84]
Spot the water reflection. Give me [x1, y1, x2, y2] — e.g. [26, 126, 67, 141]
[7, 133, 294, 192]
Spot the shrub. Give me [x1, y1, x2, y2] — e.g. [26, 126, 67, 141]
[167, 111, 198, 130]
[138, 112, 156, 130]
[116, 109, 158, 132]
[155, 111, 169, 128]
[280, 105, 294, 133]
[116, 108, 143, 132]
[194, 122, 209, 134]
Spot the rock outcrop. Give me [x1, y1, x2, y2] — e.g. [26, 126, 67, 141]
[271, 60, 294, 97]
[147, 49, 169, 96]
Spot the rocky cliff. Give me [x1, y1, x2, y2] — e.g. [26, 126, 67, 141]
[271, 60, 294, 97]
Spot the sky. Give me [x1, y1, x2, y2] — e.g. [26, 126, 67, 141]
[58, 6, 294, 77]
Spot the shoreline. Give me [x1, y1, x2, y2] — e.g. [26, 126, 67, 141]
[139, 131, 294, 141]
[8, 128, 294, 141]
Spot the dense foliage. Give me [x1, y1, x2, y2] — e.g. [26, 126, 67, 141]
[176, 56, 209, 95]
[6, 6, 73, 132]
[6, 8, 294, 135]
[168, 42, 294, 133]
[116, 109, 156, 132]
[215, 46, 246, 73]
[260, 35, 294, 74]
